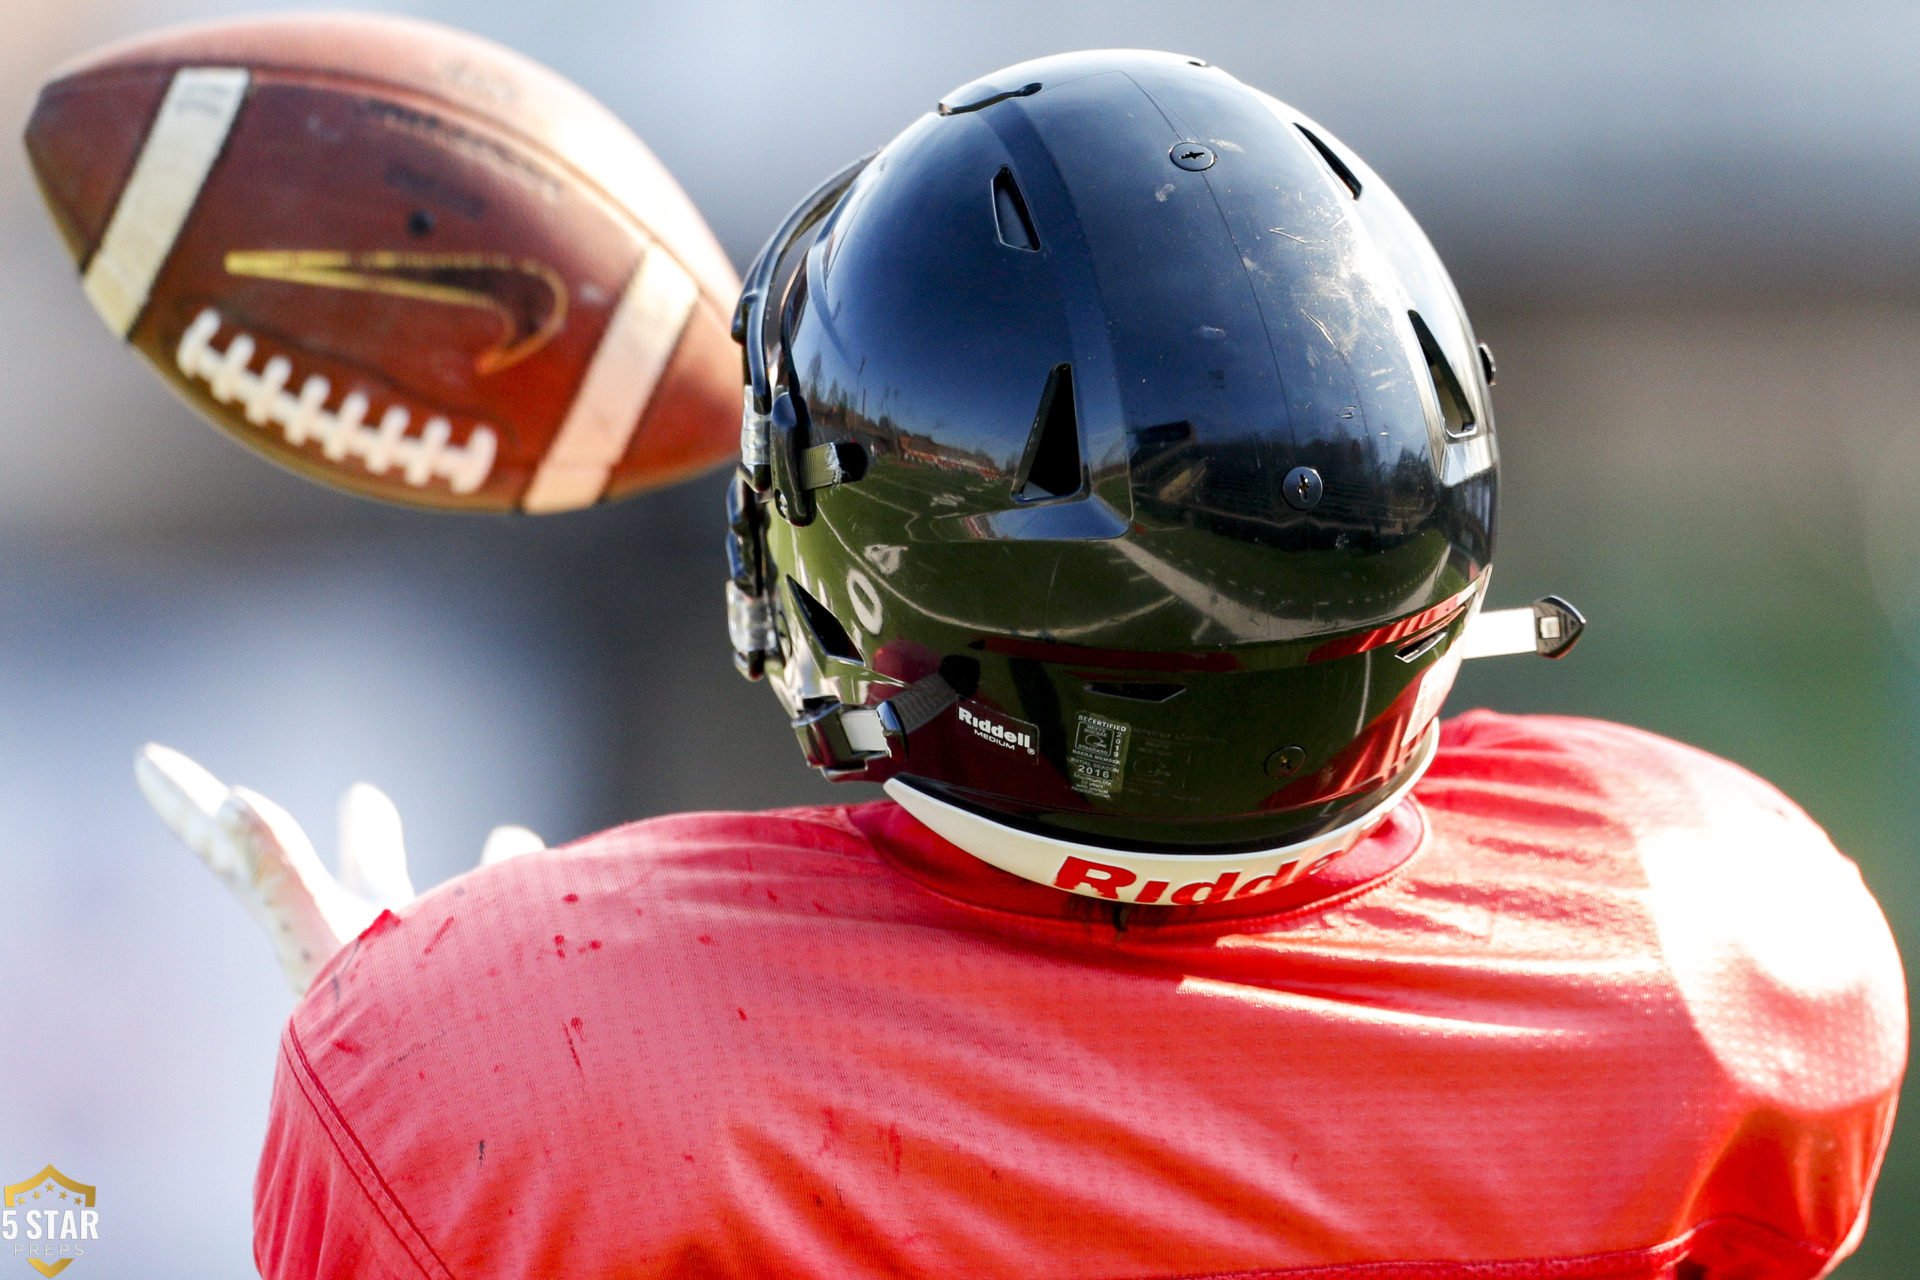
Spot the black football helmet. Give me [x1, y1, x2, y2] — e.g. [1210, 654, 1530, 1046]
[726, 51, 1577, 903]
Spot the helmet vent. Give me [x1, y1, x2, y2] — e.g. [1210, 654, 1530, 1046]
[1409, 311, 1478, 439]
[1014, 364, 1083, 500]
[1296, 124, 1362, 199]
[1395, 627, 1448, 663]
[787, 577, 863, 663]
[992, 168, 1040, 252]
[1085, 681, 1185, 703]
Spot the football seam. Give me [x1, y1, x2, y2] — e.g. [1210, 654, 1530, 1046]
[174, 306, 500, 494]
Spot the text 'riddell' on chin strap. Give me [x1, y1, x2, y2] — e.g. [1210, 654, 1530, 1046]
[884, 723, 1439, 907]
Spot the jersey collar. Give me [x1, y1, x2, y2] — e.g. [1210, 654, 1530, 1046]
[848, 791, 1427, 930]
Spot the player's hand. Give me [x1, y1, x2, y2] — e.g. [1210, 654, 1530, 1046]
[133, 743, 544, 994]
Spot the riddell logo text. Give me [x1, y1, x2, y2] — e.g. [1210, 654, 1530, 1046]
[1051, 854, 1331, 905]
[957, 705, 1035, 753]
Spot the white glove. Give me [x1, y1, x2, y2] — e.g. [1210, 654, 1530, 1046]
[134, 743, 543, 994]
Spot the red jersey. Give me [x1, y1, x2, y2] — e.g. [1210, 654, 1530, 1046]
[252, 714, 1905, 1279]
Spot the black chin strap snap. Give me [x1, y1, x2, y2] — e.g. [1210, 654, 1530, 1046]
[767, 390, 869, 527]
[791, 668, 969, 777]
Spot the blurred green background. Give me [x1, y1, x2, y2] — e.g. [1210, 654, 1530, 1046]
[1456, 304, 1920, 1274]
[0, 2, 1913, 1276]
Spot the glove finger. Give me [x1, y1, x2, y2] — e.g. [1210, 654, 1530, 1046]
[229, 786, 377, 993]
[135, 743, 249, 889]
[481, 824, 545, 865]
[337, 781, 415, 908]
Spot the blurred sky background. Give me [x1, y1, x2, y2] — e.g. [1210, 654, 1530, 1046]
[2, 1, 1917, 1276]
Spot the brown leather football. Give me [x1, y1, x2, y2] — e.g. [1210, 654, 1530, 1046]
[24, 13, 742, 513]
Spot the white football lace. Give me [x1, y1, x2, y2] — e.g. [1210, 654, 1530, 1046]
[175, 308, 498, 494]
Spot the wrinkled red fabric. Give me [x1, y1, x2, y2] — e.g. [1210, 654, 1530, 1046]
[253, 713, 1906, 1279]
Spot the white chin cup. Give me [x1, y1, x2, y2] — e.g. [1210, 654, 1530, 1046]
[885, 723, 1437, 907]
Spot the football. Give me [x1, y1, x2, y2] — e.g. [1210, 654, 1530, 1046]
[24, 13, 742, 513]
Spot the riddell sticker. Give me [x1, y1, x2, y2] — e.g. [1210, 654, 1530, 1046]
[1069, 713, 1130, 798]
[955, 702, 1038, 755]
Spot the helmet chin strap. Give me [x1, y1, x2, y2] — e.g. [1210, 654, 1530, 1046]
[885, 724, 1439, 907]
